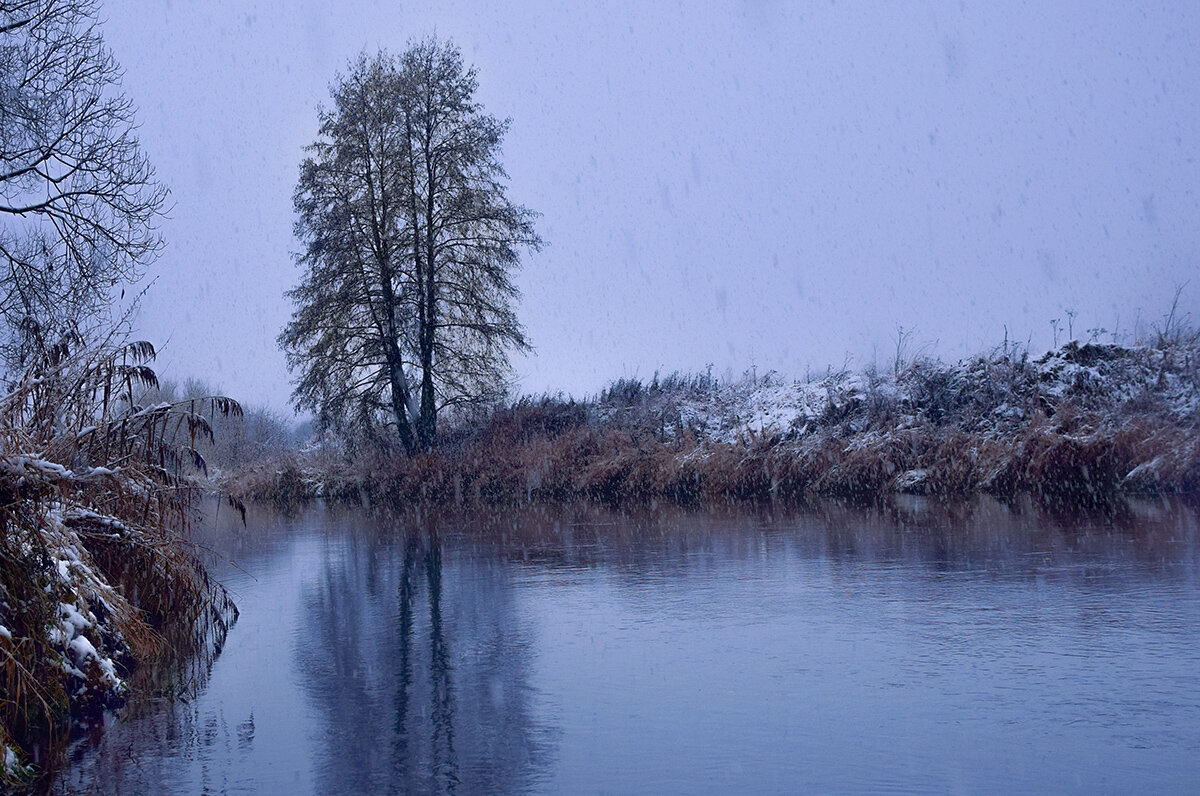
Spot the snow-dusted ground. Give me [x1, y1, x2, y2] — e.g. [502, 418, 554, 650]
[576, 340, 1199, 497]
[0, 457, 234, 789]
[598, 341, 1199, 446]
[0, 500, 131, 786]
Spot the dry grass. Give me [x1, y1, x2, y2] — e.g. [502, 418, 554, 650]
[237, 420, 1200, 512]
[0, 338, 240, 789]
[231, 416, 1200, 511]
[230, 333, 1200, 511]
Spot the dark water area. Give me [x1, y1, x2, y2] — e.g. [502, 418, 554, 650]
[56, 495, 1200, 794]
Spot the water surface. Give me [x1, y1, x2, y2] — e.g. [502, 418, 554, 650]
[58, 496, 1200, 793]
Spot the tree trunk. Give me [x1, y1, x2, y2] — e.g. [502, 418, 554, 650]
[418, 199, 437, 450]
[378, 253, 419, 456]
[386, 350, 419, 456]
[418, 327, 436, 449]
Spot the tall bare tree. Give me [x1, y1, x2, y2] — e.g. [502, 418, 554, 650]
[0, 0, 168, 371]
[281, 41, 541, 453]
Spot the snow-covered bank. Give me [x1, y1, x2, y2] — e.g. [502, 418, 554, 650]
[234, 336, 1199, 507]
[0, 342, 239, 791]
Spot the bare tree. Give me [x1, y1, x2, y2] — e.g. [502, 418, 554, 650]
[281, 41, 541, 453]
[0, 0, 167, 371]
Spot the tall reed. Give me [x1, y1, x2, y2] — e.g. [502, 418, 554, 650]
[0, 336, 240, 788]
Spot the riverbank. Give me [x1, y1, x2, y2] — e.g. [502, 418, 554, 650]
[0, 343, 238, 791]
[231, 335, 1200, 508]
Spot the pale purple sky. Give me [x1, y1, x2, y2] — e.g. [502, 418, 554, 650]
[103, 1, 1200, 412]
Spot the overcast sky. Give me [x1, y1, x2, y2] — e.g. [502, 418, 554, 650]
[103, 1, 1200, 413]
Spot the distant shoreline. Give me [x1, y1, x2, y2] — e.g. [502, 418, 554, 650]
[231, 337, 1200, 508]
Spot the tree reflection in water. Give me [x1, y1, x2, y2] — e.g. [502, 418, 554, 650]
[294, 513, 550, 794]
[390, 528, 458, 791]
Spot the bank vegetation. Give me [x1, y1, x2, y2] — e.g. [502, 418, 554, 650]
[0, 339, 239, 789]
[234, 322, 1200, 511]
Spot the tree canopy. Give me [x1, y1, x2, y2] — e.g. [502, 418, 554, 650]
[281, 39, 541, 453]
[0, 0, 167, 370]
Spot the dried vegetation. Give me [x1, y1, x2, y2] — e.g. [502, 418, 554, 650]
[234, 325, 1200, 510]
[0, 337, 239, 789]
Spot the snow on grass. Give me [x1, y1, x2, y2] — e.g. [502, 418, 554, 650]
[637, 341, 1198, 447]
[235, 336, 1200, 506]
[2, 744, 33, 784]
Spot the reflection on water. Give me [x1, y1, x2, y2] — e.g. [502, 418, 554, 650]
[293, 518, 550, 794]
[57, 495, 1200, 794]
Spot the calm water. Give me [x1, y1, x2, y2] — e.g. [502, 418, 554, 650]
[57, 496, 1200, 794]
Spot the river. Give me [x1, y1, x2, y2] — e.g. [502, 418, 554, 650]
[56, 496, 1200, 794]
